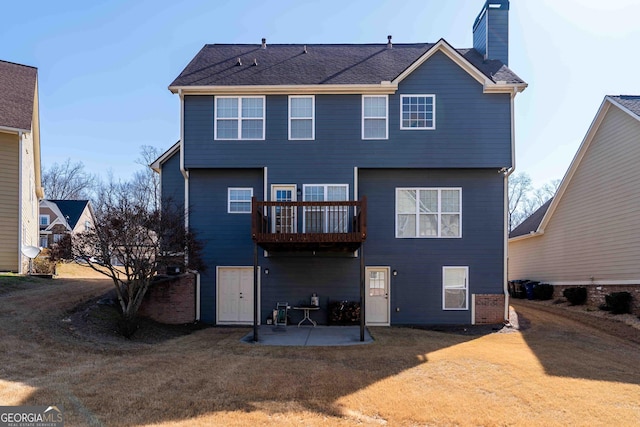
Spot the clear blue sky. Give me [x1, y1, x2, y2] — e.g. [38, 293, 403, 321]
[3, 0, 640, 189]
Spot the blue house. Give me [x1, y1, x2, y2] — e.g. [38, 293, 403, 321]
[153, 0, 526, 334]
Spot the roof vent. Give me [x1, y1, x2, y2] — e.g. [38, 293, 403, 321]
[387, 35, 392, 49]
[303, 45, 307, 54]
[253, 58, 258, 66]
[236, 58, 242, 66]
[261, 38, 266, 49]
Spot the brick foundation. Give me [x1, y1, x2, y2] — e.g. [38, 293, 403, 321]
[139, 273, 196, 324]
[474, 294, 505, 324]
[552, 284, 640, 315]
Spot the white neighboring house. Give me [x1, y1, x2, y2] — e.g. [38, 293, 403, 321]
[39, 199, 96, 248]
[508, 95, 640, 310]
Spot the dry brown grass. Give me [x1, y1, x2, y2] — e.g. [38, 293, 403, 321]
[1, 275, 639, 426]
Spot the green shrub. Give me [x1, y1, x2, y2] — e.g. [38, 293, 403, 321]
[563, 287, 587, 305]
[604, 292, 632, 315]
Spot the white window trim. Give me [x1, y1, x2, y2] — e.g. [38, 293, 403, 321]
[395, 187, 462, 238]
[39, 214, 50, 226]
[400, 94, 436, 130]
[228, 187, 253, 214]
[288, 95, 315, 140]
[362, 95, 388, 140]
[442, 266, 469, 310]
[302, 184, 349, 232]
[214, 96, 266, 140]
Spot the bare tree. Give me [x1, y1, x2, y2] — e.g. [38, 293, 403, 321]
[42, 158, 98, 200]
[72, 179, 204, 337]
[132, 145, 162, 211]
[508, 172, 561, 232]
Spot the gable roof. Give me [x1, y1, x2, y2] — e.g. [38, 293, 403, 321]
[509, 95, 640, 242]
[169, 40, 525, 94]
[0, 60, 37, 131]
[150, 141, 180, 173]
[509, 197, 553, 238]
[48, 200, 91, 229]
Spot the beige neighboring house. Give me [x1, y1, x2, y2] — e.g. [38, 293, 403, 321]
[0, 60, 44, 273]
[509, 96, 640, 305]
[39, 200, 96, 248]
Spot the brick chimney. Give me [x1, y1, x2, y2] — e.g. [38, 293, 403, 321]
[472, 0, 509, 65]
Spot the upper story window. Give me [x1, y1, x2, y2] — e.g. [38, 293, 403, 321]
[39, 215, 50, 227]
[362, 95, 388, 140]
[400, 95, 435, 130]
[289, 96, 314, 140]
[396, 188, 461, 238]
[215, 96, 265, 140]
[228, 188, 253, 213]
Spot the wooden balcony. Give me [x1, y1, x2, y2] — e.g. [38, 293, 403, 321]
[251, 197, 367, 253]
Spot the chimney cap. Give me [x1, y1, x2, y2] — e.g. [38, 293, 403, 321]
[387, 35, 392, 49]
[261, 38, 266, 49]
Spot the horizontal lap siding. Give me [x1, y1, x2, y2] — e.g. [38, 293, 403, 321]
[0, 132, 19, 271]
[183, 51, 512, 171]
[509, 106, 640, 283]
[189, 169, 263, 323]
[160, 150, 184, 210]
[359, 168, 504, 324]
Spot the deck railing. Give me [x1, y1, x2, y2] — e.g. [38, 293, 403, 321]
[251, 196, 367, 249]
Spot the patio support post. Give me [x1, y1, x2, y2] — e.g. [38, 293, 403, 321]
[253, 242, 259, 342]
[360, 243, 365, 342]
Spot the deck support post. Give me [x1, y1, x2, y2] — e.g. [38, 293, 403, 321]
[253, 242, 259, 342]
[360, 243, 365, 342]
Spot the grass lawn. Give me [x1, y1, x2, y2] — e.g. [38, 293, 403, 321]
[1, 265, 639, 426]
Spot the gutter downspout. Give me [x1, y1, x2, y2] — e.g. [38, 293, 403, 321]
[503, 88, 518, 322]
[18, 132, 24, 274]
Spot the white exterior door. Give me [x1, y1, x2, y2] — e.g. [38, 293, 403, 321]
[365, 267, 390, 325]
[217, 267, 258, 325]
[271, 185, 297, 233]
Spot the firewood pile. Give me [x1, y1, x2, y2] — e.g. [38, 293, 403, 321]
[328, 300, 360, 325]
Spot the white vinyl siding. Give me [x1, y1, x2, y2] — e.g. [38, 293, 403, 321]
[401, 95, 435, 130]
[396, 188, 461, 238]
[288, 96, 314, 140]
[228, 188, 253, 213]
[303, 184, 348, 233]
[362, 95, 388, 139]
[215, 96, 265, 140]
[443, 266, 468, 310]
[509, 105, 640, 283]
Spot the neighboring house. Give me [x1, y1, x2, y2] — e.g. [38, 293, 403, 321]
[509, 95, 640, 311]
[154, 0, 526, 327]
[39, 199, 96, 248]
[0, 60, 44, 273]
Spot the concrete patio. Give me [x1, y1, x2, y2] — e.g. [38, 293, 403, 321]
[241, 325, 374, 346]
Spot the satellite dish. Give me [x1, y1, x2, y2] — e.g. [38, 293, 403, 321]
[22, 245, 41, 259]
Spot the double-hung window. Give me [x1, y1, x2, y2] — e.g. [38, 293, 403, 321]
[303, 184, 348, 233]
[396, 188, 461, 238]
[443, 266, 468, 310]
[400, 95, 435, 130]
[215, 96, 265, 140]
[39, 215, 50, 227]
[362, 95, 388, 139]
[228, 188, 253, 213]
[289, 95, 314, 140]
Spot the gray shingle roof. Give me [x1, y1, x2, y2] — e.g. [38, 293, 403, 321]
[170, 42, 524, 87]
[609, 95, 640, 117]
[0, 60, 37, 131]
[509, 197, 553, 238]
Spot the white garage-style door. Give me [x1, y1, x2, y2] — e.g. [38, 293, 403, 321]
[216, 267, 259, 325]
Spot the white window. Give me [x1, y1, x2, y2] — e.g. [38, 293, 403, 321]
[289, 95, 314, 140]
[228, 188, 253, 213]
[40, 215, 50, 227]
[40, 237, 48, 248]
[53, 234, 65, 243]
[303, 184, 348, 233]
[84, 221, 92, 231]
[362, 95, 388, 139]
[396, 188, 461, 238]
[215, 96, 265, 140]
[443, 266, 468, 310]
[401, 95, 435, 130]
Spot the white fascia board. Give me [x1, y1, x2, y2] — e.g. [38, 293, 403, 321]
[508, 231, 543, 243]
[169, 83, 397, 96]
[150, 140, 181, 173]
[605, 96, 640, 122]
[0, 125, 30, 134]
[483, 83, 528, 94]
[537, 98, 612, 233]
